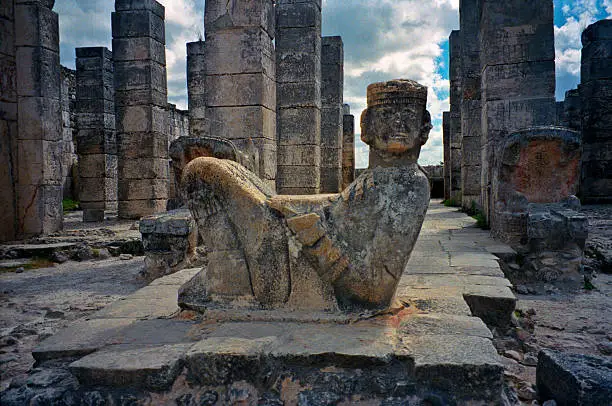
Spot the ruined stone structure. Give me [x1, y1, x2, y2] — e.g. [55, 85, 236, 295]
[204, 0, 276, 190]
[179, 80, 431, 313]
[275, 0, 322, 194]
[562, 88, 581, 131]
[75, 47, 118, 222]
[0, 0, 63, 241]
[320, 36, 344, 193]
[112, 0, 169, 219]
[166, 104, 189, 142]
[580, 19, 612, 203]
[493, 127, 587, 282]
[60, 66, 76, 200]
[186, 41, 206, 138]
[341, 103, 355, 189]
[449, 30, 463, 204]
[442, 111, 451, 201]
[480, 0, 556, 229]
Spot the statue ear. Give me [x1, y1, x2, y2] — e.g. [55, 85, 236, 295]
[420, 109, 433, 143]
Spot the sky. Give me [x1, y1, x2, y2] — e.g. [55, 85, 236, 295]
[55, 0, 612, 168]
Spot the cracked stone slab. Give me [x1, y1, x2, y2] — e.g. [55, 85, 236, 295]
[148, 267, 201, 286]
[398, 313, 493, 339]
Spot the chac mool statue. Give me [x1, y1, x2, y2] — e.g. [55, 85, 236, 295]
[179, 79, 432, 314]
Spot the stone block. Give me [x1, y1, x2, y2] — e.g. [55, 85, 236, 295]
[118, 199, 167, 219]
[276, 1, 321, 29]
[14, 4, 59, 52]
[0, 55, 17, 103]
[321, 147, 341, 168]
[112, 37, 165, 64]
[17, 96, 61, 141]
[206, 72, 275, 109]
[277, 144, 320, 167]
[206, 105, 276, 141]
[0, 18, 15, 56]
[480, 23, 554, 66]
[276, 165, 320, 188]
[77, 129, 116, 154]
[115, 0, 165, 18]
[482, 98, 556, 140]
[581, 18, 612, 45]
[277, 80, 321, 108]
[111, 10, 165, 44]
[204, 0, 274, 37]
[76, 154, 115, 179]
[114, 88, 167, 107]
[481, 61, 555, 101]
[16, 184, 63, 236]
[204, 29, 274, 77]
[249, 138, 277, 180]
[119, 157, 168, 180]
[320, 166, 341, 193]
[276, 27, 321, 64]
[321, 107, 342, 148]
[80, 177, 107, 202]
[277, 107, 321, 145]
[15, 46, 60, 98]
[16, 139, 62, 185]
[75, 98, 114, 115]
[75, 46, 113, 59]
[118, 178, 168, 201]
[114, 60, 166, 93]
[76, 112, 115, 131]
[117, 131, 168, 159]
[75, 83, 113, 102]
[116, 105, 167, 133]
[537, 350, 612, 406]
[321, 66, 343, 104]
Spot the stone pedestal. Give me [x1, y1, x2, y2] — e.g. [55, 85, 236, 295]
[341, 104, 355, 190]
[480, 0, 556, 232]
[276, 0, 321, 194]
[580, 19, 612, 203]
[76, 47, 117, 222]
[15, 0, 63, 237]
[186, 41, 207, 137]
[112, 0, 169, 219]
[320, 36, 344, 193]
[449, 30, 463, 204]
[204, 0, 276, 190]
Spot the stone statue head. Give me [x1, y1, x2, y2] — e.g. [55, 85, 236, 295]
[360, 80, 432, 158]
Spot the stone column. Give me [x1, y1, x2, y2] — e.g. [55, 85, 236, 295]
[0, 0, 17, 241]
[480, 0, 556, 230]
[443, 111, 451, 201]
[204, 0, 276, 190]
[186, 40, 207, 137]
[15, 0, 63, 237]
[276, 0, 321, 194]
[563, 88, 581, 131]
[580, 19, 612, 203]
[112, 0, 169, 219]
[341, 103, 354, 190]
[449, 30, 463, 204]
[60, 66, 76, 200]
[458, 0, 482, 211]
[75, 47, 117, 222]
[320, 36, 344, 193]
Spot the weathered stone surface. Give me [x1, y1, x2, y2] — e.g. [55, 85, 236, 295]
[537, 350, 612, 406]
[341, 105, 355, 189]
[580, 19, 612, 203]
[180, 80, 431, 313]
[113, 0, 168, 219]
[276, 0, 321, 194]
[186, 40, 207, 137]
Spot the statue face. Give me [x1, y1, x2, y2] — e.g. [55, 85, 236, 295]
[361, 103, 432, 155]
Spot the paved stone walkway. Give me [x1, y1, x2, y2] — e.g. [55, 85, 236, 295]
[29, 201, 517, 403]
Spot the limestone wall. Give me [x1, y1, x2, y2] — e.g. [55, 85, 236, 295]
[276, 0, 322, 194]
[112, 0, 169, 219]
[580, 19, 612, 203]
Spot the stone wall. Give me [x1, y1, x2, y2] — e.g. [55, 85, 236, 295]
[563, 88, 581, 131]
[75, 47, 117, 222]
[480, 0, 556, 233]
[580, 19, 612, 203]
[276, 0, 322, 194]
[167, 104, 189, 143]
[341, 104, 354, 190]
[112, 0, 169, 219]
[0, 0, 17, 242]
[449, 29, 463, 203]
[320, 36, 344, 193]
[60, 66, 77, 200]
[15, 0, 64, 237]
[204, 0, 276, 190]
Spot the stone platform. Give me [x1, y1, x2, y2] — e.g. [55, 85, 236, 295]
[30, 202, 516, 404]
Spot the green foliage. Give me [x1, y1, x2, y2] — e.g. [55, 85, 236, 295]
[584, 278, 595, 291]
[463, 201, 489, 230]
[62, 199, 80, 212]
[443, 198, 460, 207]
